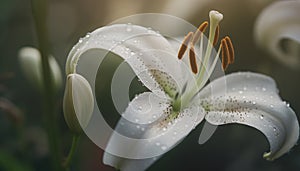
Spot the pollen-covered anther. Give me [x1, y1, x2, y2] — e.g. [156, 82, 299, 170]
[225, 36, 235, 64]
[178, 32, 194, 59]
[189, 45, 198, 74]
[213, 25, 220, 46]
[220, 36, 235, 70]
[221, 38, 230, 71]
[192, 21, 208, 45]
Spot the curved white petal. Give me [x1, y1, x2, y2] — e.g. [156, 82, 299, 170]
[199, 72, 299, 160]
[103, 92, 205, 171]
[66, 24, 193, 98]
[254, 1, 300, 69]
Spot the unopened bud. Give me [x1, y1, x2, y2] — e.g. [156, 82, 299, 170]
[63, 73, 94, 134]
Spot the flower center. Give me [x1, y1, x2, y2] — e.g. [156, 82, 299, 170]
[172, 10, 235, 112]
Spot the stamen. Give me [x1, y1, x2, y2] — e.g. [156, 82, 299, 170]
[189, 46, 198, 74]
[225, 36, 235, 64]
[221, 39, 230, 70]
[178, 32, 194, 59]
[192, 21, 208, 45]
[213, 25, 220, 46]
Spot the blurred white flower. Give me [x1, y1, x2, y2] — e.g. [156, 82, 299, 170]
[254, 0, 300, 69]
[18, 46, 62, 92]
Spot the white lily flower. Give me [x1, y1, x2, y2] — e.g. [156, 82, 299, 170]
[254, 0, 300, 69]
[64, 10, 299, 171]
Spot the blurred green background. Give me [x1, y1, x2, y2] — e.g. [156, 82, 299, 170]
[0, 0, 299, 170]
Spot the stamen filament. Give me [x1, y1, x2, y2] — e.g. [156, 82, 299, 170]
[198, 45, 222, 89]
[178, 32, 194, 59]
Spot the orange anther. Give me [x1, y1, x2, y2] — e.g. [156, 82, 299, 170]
[178, 32, 194, 59]
[192, 21, 208, 45]
[189, 46, 198, 74]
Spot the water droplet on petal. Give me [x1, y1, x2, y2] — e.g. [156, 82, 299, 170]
[161, 146, 167, 150]
[260, 115, 264, 119]
[155, 142, 160, 146]
[126, 23, 132, 32]
[238, 90, 243, 94]
[262, 87, 266, 91]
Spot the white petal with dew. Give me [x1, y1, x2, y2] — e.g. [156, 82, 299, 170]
[66, 24, 191, 98]
[103, 92, 205, 171]
[254, 1, 300, 69]
[199, 72, 299, 160]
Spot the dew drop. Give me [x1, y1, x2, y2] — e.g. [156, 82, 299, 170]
[136, 125, 140, 129]
[137, 106, 142, 111]
[163, 127, 167, 131]
[252, 101, 256, 105]
[161, 146, 167, 151]
[260, 115, 264, 119]
[238, 90, 243, 94]
[270, 104, 274, 108]
[262, 87, 266, 91]
[243, 87, 247, 91]
[135, 119, 139, 123]
[126, 23, 132, 32]
[78, 38, 83, 43]
[155, 142, 160, 146]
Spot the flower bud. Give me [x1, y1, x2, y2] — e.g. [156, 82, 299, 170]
[18, 46, 63, 92]
[63, 73, 94, 134]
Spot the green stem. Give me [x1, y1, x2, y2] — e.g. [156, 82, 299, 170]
[64, 135, 80, 171]
[31, 0, 62, 170]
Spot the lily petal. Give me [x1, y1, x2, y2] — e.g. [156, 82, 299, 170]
[254, 1, 300, 69]
[103, 92, 205, 171]
[66, 24, 193, 98]
[199, 72, 299, 160]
